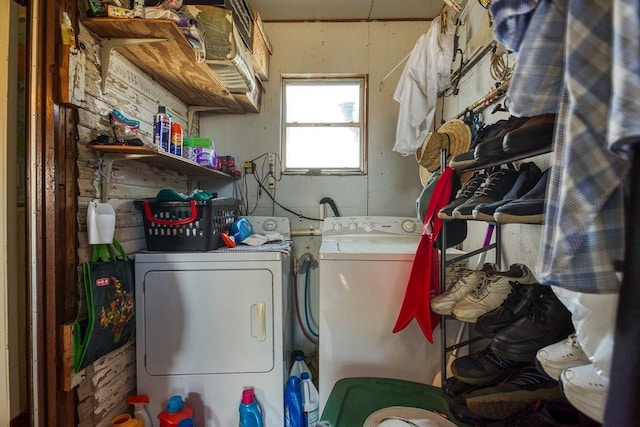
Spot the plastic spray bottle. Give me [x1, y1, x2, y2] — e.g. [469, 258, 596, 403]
[301, 372, 319, 427]
[239, 387, 264, 427]
[170, 122, 183, 157]
[125, 395, 153, 427]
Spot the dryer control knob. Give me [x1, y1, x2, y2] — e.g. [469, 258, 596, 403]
[401, 219, 418, 233]
[348, 222, 358, 231]
[263, 219, 278, 232]
[362, 223, 373, 232]
[333, 222, 343, 232]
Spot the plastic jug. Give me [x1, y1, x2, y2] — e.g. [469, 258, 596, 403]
[111, 414, 142, 427]
[290, 354, 312, 380]
[239, 387, 264, 427]
[126, 395, 153, 427]
[301, 372, 319, 427]
[284, 376, 304, 427]
[158, 395, 194, 427]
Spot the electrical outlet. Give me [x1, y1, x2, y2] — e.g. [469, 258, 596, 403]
[267, 152, 275, 174]
[267, 175, 276, 189]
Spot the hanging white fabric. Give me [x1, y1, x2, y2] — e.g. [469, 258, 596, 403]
[392, 15, 455, 156]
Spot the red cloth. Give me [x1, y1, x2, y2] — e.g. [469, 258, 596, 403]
[393, 167, 455, 342]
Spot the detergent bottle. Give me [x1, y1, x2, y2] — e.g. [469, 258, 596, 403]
[284, 376, 304, 427]
[289, 354, 312, 380]
[126, 395, 153, 427]
[111, 414, 142, 427]
[238, 387, 264, 427]
[222, 217, 253, 248]
[301, 372, 319, 427]
[158, 395, 194, 427]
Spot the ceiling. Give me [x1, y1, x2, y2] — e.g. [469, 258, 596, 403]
[249, 0, 446, 22]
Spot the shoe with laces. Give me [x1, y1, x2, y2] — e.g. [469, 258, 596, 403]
[536, 333, 590, 380]
[451, 264, 537, 323]
[465, 365, 565, 421]
[438, 170, 487, 219]
[491, 286, 574, 362]
[451, 345, 527, 386]
[452, 168, 522, 220]
[560, 363, 607, 423]
[430, 263, 497, 315]
[474, 282, 538, 338]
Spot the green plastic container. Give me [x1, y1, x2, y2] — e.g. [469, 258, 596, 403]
[320, 377, 469, 427]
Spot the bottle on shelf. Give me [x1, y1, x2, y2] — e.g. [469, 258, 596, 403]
[239, 387, 264, 427]
[284, 376, 304, 427]
[289, 353, 312, 380]
[153, 106, 172, 152]
[170, 122, 183, 157]
[301, 372, 319, 427]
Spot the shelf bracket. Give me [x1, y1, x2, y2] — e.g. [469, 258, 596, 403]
[187, 106, 229, 136]
[99, 152, 155, 202]
[100, 37, 169, 93]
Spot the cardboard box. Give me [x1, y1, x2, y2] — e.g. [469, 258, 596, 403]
[233, 77, 264, 113]
[251, 11, 272, 81]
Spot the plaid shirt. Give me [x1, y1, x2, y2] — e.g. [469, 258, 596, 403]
[508, 0, 636, 293]
[490, 0, 541, 52]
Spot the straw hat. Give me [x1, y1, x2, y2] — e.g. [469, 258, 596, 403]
[363, 406, 457, 427]
[415, 119, 471, 174]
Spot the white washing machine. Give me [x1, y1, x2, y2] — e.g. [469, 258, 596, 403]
[134, 217, 293, 427]
[318, 216, 461, 413]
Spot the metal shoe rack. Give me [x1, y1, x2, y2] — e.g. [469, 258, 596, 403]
[436, 135, 552, 386]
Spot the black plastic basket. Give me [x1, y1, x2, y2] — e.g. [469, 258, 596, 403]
[135, 197, 240, 251]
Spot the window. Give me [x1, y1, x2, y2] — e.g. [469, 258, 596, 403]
[281, 75, 367, 174]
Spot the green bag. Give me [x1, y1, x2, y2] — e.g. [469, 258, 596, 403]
[73, 240, 135, 372]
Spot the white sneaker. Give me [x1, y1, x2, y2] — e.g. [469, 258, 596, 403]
[561, 363, 608, 423]
[451, 263, 537, 323]
[536, 333, 590, 380]
[430, 263, 497, 315]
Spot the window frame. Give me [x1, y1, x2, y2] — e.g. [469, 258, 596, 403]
[280, 74, 368, 175]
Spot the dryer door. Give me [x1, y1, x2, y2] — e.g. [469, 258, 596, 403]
[141, 268, 274, 375]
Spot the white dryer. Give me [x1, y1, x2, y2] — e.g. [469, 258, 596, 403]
[318, 216, 453, 413]
[135, 217, 293, 427]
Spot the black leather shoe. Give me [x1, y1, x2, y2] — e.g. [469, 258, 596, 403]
[493, 168, 550, 224]
[450, 149, 478, 170]
[474, 116, 532, 162]
[451, 345, 527, 386]
[474, 282, 538, 339]
[502, 114, 556, 155]
[491, 286, 574, 362]
[473, 162, 542, 221]
[453, 168, 521, 219]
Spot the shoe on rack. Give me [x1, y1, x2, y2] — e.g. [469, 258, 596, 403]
[431, 263, 497, 315]
[449, 149, 479, 170]
[491, 286, 574, 362]
[442, 376, 485, 398]
[438, 170, 487, 219]
[560, 363, 608, 423]
[451, 345, 528, 386]
[474, 116, 533, 163]
[452, 168, 522, 220]
[536, 333, 590, 380]
[485, 401, 583, 427]
[502, 114, 556, 155]
[465, 365, 565, 421]
[493, 168, 550, 224]
[451, 263, 537, 323]
[473, 282, 538, 339]
[448, 393, 493, 426]
[472, 162, 542, 222]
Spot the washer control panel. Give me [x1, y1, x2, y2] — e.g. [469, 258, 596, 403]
[246, 216, 291, 239]
[322, 216, 422, 238]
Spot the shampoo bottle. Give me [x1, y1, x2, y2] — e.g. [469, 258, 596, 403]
[238, 387, 264, 427]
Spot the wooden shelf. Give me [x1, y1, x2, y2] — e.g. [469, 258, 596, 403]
[88, 144, 232, 179]
[80, 18, 244, 113]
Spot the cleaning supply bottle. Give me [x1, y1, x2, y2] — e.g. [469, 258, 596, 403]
[157, 395, 194, 427]
[125, 395, 153, 427]
[153, 106, 172, 152]
[170, 122, 183, 157]
[301, 372, 319, 427]
[111, 414, 142, 427]
[222, 217, 253, 248]
[289, 354, 312, 380]
[238, 387, 264, 427]
[284, 376, 304, 427]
